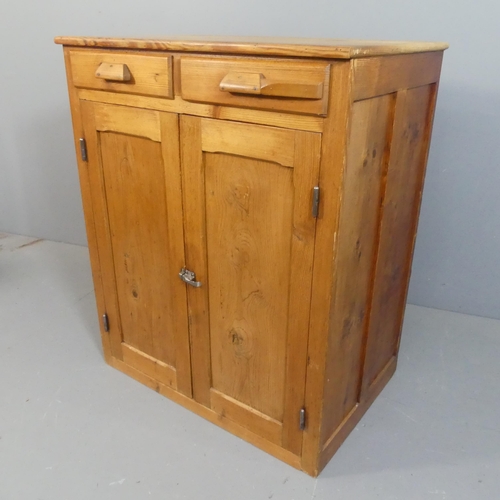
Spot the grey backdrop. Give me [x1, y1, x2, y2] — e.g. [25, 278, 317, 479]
[1, 0, 498, 320]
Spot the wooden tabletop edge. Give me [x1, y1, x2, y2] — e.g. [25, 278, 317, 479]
[53, 36, 449, 59]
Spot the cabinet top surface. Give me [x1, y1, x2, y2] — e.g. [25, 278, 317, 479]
[54, 35, 448, 59]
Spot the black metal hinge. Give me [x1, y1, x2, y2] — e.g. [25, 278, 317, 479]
[312, 186, 320, 218]
[102, 313, 109, 332]
[79, 138, 88, 162]
[299, 408, 306, 430]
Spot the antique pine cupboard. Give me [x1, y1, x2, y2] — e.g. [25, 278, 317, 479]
[55, 36, 447, 476]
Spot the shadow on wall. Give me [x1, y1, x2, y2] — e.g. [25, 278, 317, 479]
[408, 82, 500, 320]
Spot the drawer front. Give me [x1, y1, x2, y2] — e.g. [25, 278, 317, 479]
[180, 56, 330, 116]
[70, 50, 173, 98]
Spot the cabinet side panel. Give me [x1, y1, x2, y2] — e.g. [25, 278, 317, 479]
[318, 55, 442, 474]
[360, 84, 438, 393]
[352, 51, 443, 101]
[319, 95, 395, 446]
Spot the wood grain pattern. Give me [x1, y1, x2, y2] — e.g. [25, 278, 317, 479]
[200, 118, 296, 167]
[79, 88, 214, 115]
[219, 71, 324, 99]
[122, 343, 177, 388]
[360, 85, 436, 394]
[99, 131, 175, 362]
[78, 89, 324, 132]
[319, 94, 394, 447]
[82, 102, 192, 393]
[210, 389, 282, 445]
[70, 50, 173, 98]
[159, 112, 192, 397]
[205, 152, 294, 422]
[179, 115, 212, 407]
[93, 102, 160, 141]
[183, 116, 319, 450]
[281, 130, 322, 455]
[392, 84, 439, 359]
[95, 62, 131, 82]
[318, 355, 397, 472]
[81, 101, 126, 361]
[56, 35, 448, 59]
[181, 56, 330, 116]
[215, 106, 323, 133]
[352, 51, 443, 101]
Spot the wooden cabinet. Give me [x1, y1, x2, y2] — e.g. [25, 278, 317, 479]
[56, 36, 448, 476]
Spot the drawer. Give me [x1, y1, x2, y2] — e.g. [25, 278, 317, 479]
[69, 50, 173, 98]
[180, 56, 330, 116]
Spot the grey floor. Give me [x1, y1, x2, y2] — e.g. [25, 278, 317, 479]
[1, 232, 499, 500]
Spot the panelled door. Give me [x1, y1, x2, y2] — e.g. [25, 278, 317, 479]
[180, 116, 321, 454]
[80, 101, 192, 397]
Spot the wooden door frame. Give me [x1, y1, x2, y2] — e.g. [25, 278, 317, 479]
[80, 100, 192, 397]
[179, 115, 321, 454]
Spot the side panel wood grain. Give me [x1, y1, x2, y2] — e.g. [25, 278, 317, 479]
[318, 355, 397, 472]
[319, 94, 395, 446]
[353, 52, 443, 101]
[361, 84, 437, 394]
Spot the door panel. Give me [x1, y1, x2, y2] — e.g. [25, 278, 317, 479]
[181, 116, 321, 453]
[81, 101, 192, 396]
[200, 119, 296, 167]
[206, 152, 293, 422]
[100, 132, 175, 364]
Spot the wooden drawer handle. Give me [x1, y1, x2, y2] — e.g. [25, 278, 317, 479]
[219, 72, 323, 99]
[95, 62, 131, 82]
